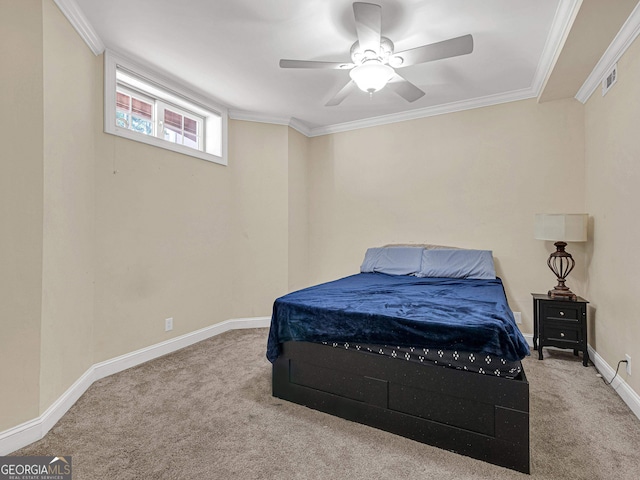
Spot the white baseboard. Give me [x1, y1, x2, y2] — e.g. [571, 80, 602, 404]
[588, 345, 640, 420]
[523, 333, 640, 421]
[0, 316, 270, 456]
[523, 333, 534, 348]
[4, 321, 638, 455]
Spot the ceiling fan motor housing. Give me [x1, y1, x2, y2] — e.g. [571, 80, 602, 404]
[350, 37, 395, 65]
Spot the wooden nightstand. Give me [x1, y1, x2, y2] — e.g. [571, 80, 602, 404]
[532, 294, 589, 366]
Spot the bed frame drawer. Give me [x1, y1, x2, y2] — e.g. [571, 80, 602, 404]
[273, 341, 530, 474]
[289, 359, 389, 408]
[388, 383, 496, 436]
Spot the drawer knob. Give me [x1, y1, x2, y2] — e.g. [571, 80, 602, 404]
[560, 332, 565, 337]
[560, 311, 565, 316]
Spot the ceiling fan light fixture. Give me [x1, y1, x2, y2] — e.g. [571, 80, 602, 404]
[349, 62, 394, 93]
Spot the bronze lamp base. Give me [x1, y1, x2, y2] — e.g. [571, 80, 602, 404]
[547, 241, 577, 301]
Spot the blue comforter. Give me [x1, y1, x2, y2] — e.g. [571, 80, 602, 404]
[266, 273, 529, 363]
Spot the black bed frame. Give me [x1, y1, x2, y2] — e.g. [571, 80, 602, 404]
[273, 341, 530, 474]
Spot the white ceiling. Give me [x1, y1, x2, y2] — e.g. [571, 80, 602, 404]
[74, 0, 573, 133]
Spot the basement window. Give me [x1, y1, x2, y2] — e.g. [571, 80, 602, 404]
[104, 50, 227, 165]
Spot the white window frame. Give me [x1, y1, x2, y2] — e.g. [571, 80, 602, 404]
[104, 50, 228, 166]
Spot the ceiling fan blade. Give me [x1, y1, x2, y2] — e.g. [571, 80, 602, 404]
[387, 74, 425, 103]
[393, 34, 473, 68]
[279, 59, 354, 69]
[325, 80, 359, 106]
[353, 2, 382, 55]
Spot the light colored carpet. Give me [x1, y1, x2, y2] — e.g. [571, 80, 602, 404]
[12, 328, 640, 479]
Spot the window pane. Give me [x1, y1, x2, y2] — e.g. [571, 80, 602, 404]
[183, 135, 198, 149]
[164, 109, 183, 131]
[131, 116, 153, 135]
[116, 111, 129, 128]
[163, 109, 190, 145]
[163, 127, 183, 145]
[116, 88, 154, 135]
[131, 97, 152, 120]
[184, 117, 197, 143]
[116, 92, 130, 111]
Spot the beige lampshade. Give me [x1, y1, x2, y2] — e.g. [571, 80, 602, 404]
[534, 214, 588, 242]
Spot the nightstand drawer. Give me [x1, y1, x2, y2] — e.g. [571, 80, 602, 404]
[541, 304, 580, 322]
[545, 324, 580, 342]
[541, 303, 582, 322]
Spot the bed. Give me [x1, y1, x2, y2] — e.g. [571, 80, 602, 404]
[267, 247, 531, 473]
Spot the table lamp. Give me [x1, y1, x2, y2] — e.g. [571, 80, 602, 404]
[534, 213, 588, 301]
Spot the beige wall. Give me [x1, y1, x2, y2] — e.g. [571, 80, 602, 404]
[39, 0, 97, 411]
[0, 0, 44, 431]
[308, 98, 587, 334]
[93, 119, 238, 361]
[287, 128, 310, 292]
[585, 34, 640, 394]
[93, 117, 293, 362]
[228, 120, 290, 319]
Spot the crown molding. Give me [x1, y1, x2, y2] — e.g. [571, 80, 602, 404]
[288, 117, 313, 137]
[532, 0, 582, 95]
[53, 0, 105, 55]
[231, 87, 537, 138]
[575, 1, 640, 103]
[229, 110, 313, 137]
[307, 87, 537, 137]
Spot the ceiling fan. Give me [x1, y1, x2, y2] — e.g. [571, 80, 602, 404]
[279, 2, 474, 106]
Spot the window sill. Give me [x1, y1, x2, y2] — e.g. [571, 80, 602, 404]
[105, 124, 227, 166]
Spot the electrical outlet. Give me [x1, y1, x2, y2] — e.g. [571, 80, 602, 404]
[513, 312, 522, 325]
[165, 317, 173, 332]
[625, 354, 631, 376]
